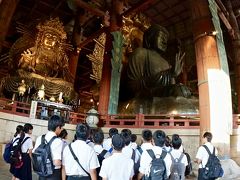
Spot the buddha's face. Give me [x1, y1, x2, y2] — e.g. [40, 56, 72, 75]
[157, 30, 168, 52]
[42, 32, 60, 50]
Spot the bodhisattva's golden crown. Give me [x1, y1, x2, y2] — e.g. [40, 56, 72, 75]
[37, 17, 67, 40]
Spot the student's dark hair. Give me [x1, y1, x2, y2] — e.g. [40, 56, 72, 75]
[171, 134, 182, 149]
[121, 131, 131, 146]
[14, 125, 23, 137]
[142, 129, 152, 142]
[58, 129, 68, 139]
[93, 130, 104, 144]
[48, 115, 65, 131]
[131, 134, 137, 143]
[153, 130, 166, 147]
[76, 123, 90, 141]
[165, 136, 172, 147]
[121, 129, 132, 146]
[23, 123, 33, 133]
[112, 134, 125, 151]
[203, 132, 212, 142]
[109, 128, 118, 137]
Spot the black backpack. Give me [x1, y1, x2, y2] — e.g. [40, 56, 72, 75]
[169, 152, 185, 180]
[202, 145, 224, 179]
[143, 149, 168, 180]
[184, 152, 192, 176]
[9, 136, 30, 168]
[96, 149, 108, 180]
[32, 135, 57, 177]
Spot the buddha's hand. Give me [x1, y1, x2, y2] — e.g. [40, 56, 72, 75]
[174, 50, 185, 77]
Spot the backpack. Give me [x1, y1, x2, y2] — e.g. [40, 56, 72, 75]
[131, 148, 140, 177]
[32, 135, 57, 177]
[5, 136, 30, 168]
[184, 152, 192, 176]
[3, 138, 19, 163]
[169, 152, 185, 180]
[96, 149, 108, 180]
[143, 149, 168, 180]
[202, 145, 224, 179]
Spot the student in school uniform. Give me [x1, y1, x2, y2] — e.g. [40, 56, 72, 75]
[10, 123, 33, 180]
[100, 134, 134, 180]
[10, 125, 23, 180]
[33, 115, 65, 180]
[103, 128, 118, 153]
[62, 123, 99, 180]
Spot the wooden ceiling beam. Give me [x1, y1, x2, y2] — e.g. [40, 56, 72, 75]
[121, 0, 156, 17]
[74, 0, 105, 17]
[78, 0, 156, 49]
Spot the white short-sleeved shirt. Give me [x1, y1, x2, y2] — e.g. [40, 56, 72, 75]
[93, 144, 111, 159]
[33, 131, 63, 169]
[140, 142, 154, 152]
[169, 149, 188, 166]
[131, 142, 138, 150]
[62, 140, 100, 176]
[196, 142, 218, 168]
[13, 133, 33, 153]
[139, 146, 172, 177]
[100, 152, 134, 180]
[103, 138, 112, 151]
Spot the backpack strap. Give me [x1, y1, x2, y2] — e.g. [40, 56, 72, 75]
[131, 149, 136, 162]
[21, 137, 30, 145]
[69, 143, 90, 177]
[137, 146, 143, 155]
[178, 153, 184, 162]
[108, 147, 113, 153]
[41, 134, 57, 145]
[99, 149, 108, 158]
[202, 145, 215, 155]
[12, 137, 20, 144]
[146, 149, 156, 159]
[160, 150, 167, 159]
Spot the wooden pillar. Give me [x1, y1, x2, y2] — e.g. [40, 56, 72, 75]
[224, 0, 240, 113]
[68, 49, 80, 82]
[0, 0, 19, 53]
[98, 0, 124, 115]
[98, 32, 112, 115]
[191, 0, 231, 158]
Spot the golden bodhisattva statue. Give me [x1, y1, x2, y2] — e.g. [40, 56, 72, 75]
[0, 18, 77, 101]
[18, 18, 72, 81]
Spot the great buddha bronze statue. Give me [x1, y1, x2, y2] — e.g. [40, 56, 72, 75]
[126, 24, 185, 97]
[119, 24, 198, 114]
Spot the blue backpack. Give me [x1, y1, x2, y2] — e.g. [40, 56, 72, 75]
[202, 145, 224, 179]
[3, 138, 19, 163]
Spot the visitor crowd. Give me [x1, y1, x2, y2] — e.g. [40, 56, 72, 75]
[6, 115, 220, 180]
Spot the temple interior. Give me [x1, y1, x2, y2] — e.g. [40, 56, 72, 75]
[0, 0, 239, 113]
[1, 0, 240, 177]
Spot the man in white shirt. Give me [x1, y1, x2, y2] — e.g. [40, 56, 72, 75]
[33, 115, 64, 180]
[169, 134, 188, 179]
[100, 134, 134, 180]
[103, 128, 118, 153]
[138, 129, 153, 154]
[195, 132, 218, 180]
[138, 130, 172, 180]
[62, 123, 99, 180]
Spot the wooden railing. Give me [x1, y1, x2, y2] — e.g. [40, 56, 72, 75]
[102, 114, 200, 129]
[0, 98, 240, 129]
